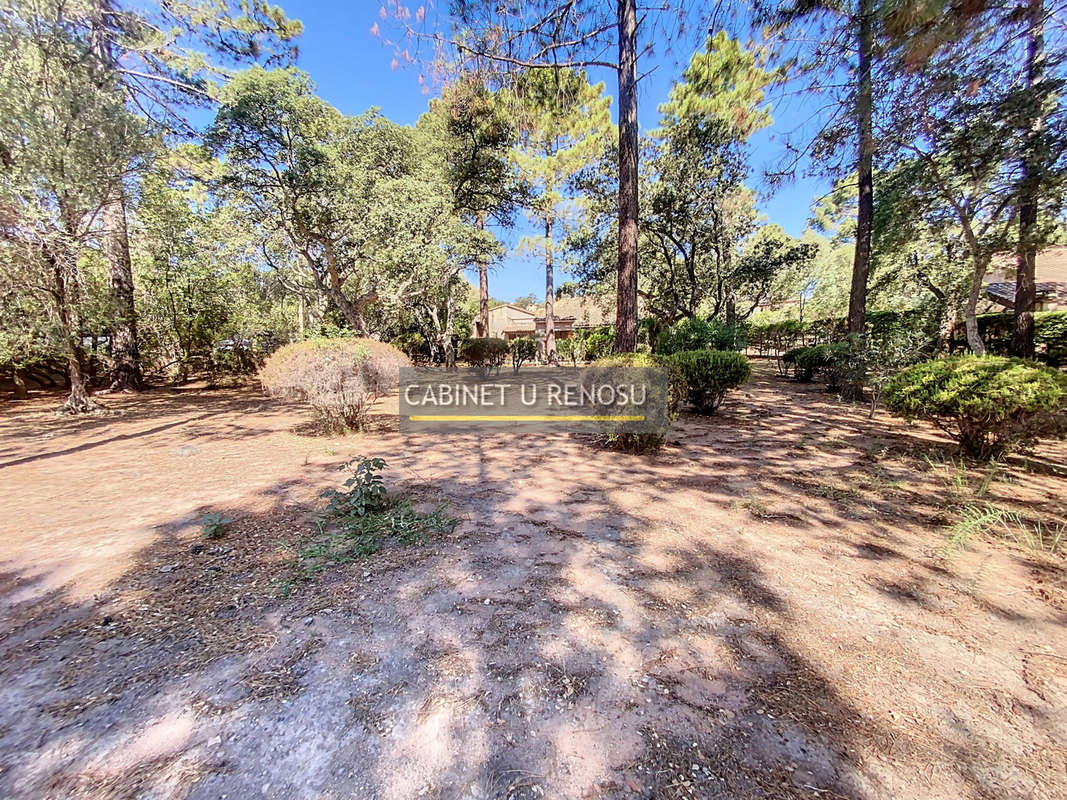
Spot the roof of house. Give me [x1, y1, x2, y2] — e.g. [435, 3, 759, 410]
[549, 296, 615, 328]
[984, 281, 1067, 307]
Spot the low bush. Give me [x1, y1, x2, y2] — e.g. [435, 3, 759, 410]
[1036, 311, 1067, 367]
[509, 336, 537, 373]
[259, 337, 409, 431]
[578, 326, 615, 361]
[556, 336, 577, 366]
[656, 317, 744, 355]
[390, 332, 429, 363]
[586, 352, 685, 452]
[668, 350, 751, 413]
[781, 346, 805, 377]
[460, 337, 509, 374]
[790, 343, 845, 384]
[883, 355, 1067, 459]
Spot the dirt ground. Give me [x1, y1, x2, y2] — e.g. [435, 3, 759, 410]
[1, 360, 1065, 800]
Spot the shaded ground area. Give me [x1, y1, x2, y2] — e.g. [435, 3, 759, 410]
[0, 361, 1065, 799]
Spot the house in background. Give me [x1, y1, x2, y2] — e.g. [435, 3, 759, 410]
[486, 296, 615, 342]
[984, 245, 1067, 311]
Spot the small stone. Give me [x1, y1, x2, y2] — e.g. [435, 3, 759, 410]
[304, 617, 314, 626]
[189, 543, 204, 555]
[159, 564, 177, 573]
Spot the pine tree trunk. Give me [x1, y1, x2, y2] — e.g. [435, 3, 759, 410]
[103, 186, 142, 390]
[544, 216, 557, 364]
[1013, 0, 1045, 359]
[89, 2, 142, 390]
[477, 215, 489, 337]
[614, 0, 639, 353]
[843, 0, 875, 400]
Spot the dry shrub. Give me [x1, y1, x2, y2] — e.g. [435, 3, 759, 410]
[260, 338, 410, 430]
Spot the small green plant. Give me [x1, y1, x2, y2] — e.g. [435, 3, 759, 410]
[667, 350, 751, 413]
[556, 336, 577, 366]
[321, 456, 388, 519]
[509, 336, 537, 373]
[945, 503, 1065, 556]
[200, 512, 232, 539]
[883, 355, 1067, 459]
[289, 456, 458, 585]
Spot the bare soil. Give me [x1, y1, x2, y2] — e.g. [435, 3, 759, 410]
[0, 361, 1065, 800]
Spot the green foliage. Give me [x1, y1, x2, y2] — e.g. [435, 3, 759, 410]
[972, 311, 1067, 367]
[259, 338, 409, 430]
[883, 356, 1067, 459]
[656, 317, 744, 355]
[200, 512, 232, 540]
[556, 336, 577, 366]
[460, 337, 509, 373]
[592, 352, 687, 419]
[292, 457, 457, 581]
[668, 350, 751, 413]
[586, 352, 684, 452]
[1036, 312, 1067, 367]
[575, 326, 614, 361]
[509, 336, 537, 373]
[391, 332, 430, 362]
[322, 457, 388, 518]
[789, 344, 838, 383]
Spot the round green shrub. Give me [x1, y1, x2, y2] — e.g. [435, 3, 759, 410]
[578, 326, 614, 361]
[460, 337, 509, 373]
[668, 350, 751, 413]
[883, 355, 1067, 459]
[586, 352, 684, 452]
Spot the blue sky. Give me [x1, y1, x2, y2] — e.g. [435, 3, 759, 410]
[277, 1, 830, 302]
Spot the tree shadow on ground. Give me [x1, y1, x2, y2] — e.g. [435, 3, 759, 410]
[0, 360, 1063, 799]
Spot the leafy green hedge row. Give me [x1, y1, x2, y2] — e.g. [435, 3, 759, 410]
[965, 311, 1067, 366]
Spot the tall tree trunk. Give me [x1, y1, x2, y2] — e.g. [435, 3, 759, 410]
[614, 0, 639, 353]
[477, 215, 490, 338]
[89, 2, 142, 390]
[964, 256, 989, 355]
[843, 0, 875, 400]
[544, 215, 557, 364]
[103, 186, 142, 390]
[444, 294, 457, 370]
[1012, 0, 1045, 359]
[51, 245, 94, 413]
